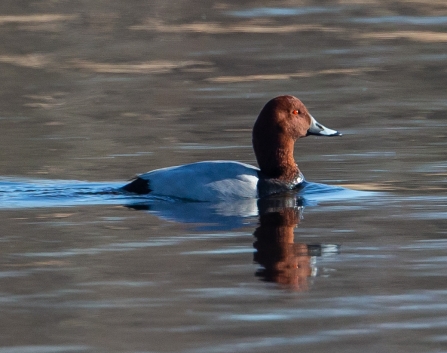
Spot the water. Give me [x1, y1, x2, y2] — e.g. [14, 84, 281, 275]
[1, 1, 447, 352]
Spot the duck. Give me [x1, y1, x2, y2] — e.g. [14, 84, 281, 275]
[121, 95, 341, 201]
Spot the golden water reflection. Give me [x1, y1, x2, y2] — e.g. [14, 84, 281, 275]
[130, 18, 340, 34]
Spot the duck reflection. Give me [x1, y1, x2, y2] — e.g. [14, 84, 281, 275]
[125, 189, 341, 290]
[254, 194, 338, 290]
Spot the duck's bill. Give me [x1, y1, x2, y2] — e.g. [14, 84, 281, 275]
[306, 115, 342, 137]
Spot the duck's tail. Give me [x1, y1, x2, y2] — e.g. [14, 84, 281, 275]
[121, 177, 152, 194]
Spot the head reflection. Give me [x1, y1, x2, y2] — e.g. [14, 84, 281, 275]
[254, 194, 338, 290]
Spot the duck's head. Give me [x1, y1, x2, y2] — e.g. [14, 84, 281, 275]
[252, 95, 341, 181]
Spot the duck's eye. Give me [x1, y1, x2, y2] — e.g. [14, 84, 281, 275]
[292, 110, 299, 115]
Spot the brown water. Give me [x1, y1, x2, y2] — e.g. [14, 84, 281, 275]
[1, 1, 447, 352]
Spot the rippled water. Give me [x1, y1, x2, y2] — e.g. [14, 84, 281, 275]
[1, 1, 447, 352]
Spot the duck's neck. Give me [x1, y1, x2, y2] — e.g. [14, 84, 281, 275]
[257, 140, 300, 183]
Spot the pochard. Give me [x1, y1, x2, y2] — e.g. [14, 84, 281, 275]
[122, 95, 341, 201]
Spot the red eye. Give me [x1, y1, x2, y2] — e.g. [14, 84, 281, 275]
[292, 110, 299, 115]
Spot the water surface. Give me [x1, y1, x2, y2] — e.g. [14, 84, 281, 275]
[1, 1, 447, 352]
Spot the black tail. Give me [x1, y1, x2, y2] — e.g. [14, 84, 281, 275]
[121, 177, 151, 194]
